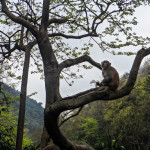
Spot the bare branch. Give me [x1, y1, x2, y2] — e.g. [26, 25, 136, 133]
[0, 30, 10, 38]
[59, 107, 83, 127]
[59, 55, 102, 72]
[25, 0, 36, 18]
[83, 1, 90, 32]
[48, 32, 98, 39]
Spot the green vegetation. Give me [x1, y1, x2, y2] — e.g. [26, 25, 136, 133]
[61, 60, 150, 150]
[1, 60, 150, 149]
[0, 83, 44, 149]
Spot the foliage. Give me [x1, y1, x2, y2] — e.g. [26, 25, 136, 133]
[2, 83, 44, 141]
[23, 144, 36, 150]
[100, 139, 125, 150]
[62, 116, 100, 149]
[0, 108, 16, 150]
[0, 85, 17, 150]
[0, 83, 42, 149]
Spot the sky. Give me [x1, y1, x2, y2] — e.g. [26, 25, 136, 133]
[3, 4, 150, 107]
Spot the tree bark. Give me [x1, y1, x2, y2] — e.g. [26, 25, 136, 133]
[16, 40, 36, 150]
[40, 125, 50, 148]
[16, 46, 31, 150]
[37, 31, 62, 148]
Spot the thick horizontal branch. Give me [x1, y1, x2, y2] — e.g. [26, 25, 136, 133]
[48, 17, 68, 26]
[1, 0, 38, 36]
[58, 55, 102, 71]
[48, 32, 98, 39]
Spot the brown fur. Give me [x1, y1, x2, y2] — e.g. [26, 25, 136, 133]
[100, 60, 119, 91]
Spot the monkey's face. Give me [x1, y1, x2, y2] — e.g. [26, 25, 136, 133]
[102, 61, 111, 70]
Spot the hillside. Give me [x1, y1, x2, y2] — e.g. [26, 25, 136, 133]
[1, 83, 44, 143]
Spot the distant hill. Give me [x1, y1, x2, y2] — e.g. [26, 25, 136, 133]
[1, 83, 44, 143]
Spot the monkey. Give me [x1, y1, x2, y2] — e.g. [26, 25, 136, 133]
[96, 60, 119, 91]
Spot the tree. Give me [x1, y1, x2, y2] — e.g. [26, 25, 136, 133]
[0, 0, 150, 149]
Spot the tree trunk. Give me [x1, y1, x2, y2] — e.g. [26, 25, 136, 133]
[44, 108, 76, 150]
[37, 32, 61, 148]
[16, 46, 30, 150]
[37, 34, 79, 149]
[40, 125, 50, 148]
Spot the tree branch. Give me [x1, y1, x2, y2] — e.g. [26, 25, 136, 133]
[48, 32, 98, 39]
[59, 107, 83, 127]
[0, 43, 22, 63]
[0, 38, 36, 63]
[41, 0, 50, 30]
[59, 55, 102, 71]
[0, 0, 38, 36]
[48, 17, 68, 26]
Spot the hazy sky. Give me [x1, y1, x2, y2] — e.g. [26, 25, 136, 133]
[11, 5, 150, 107]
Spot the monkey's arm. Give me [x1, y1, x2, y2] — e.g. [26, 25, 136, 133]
[100, 76, 112, 86]
[95, 77, 112, 87]
[102, 76, 112, 83]
[101, 69, 115, 85]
